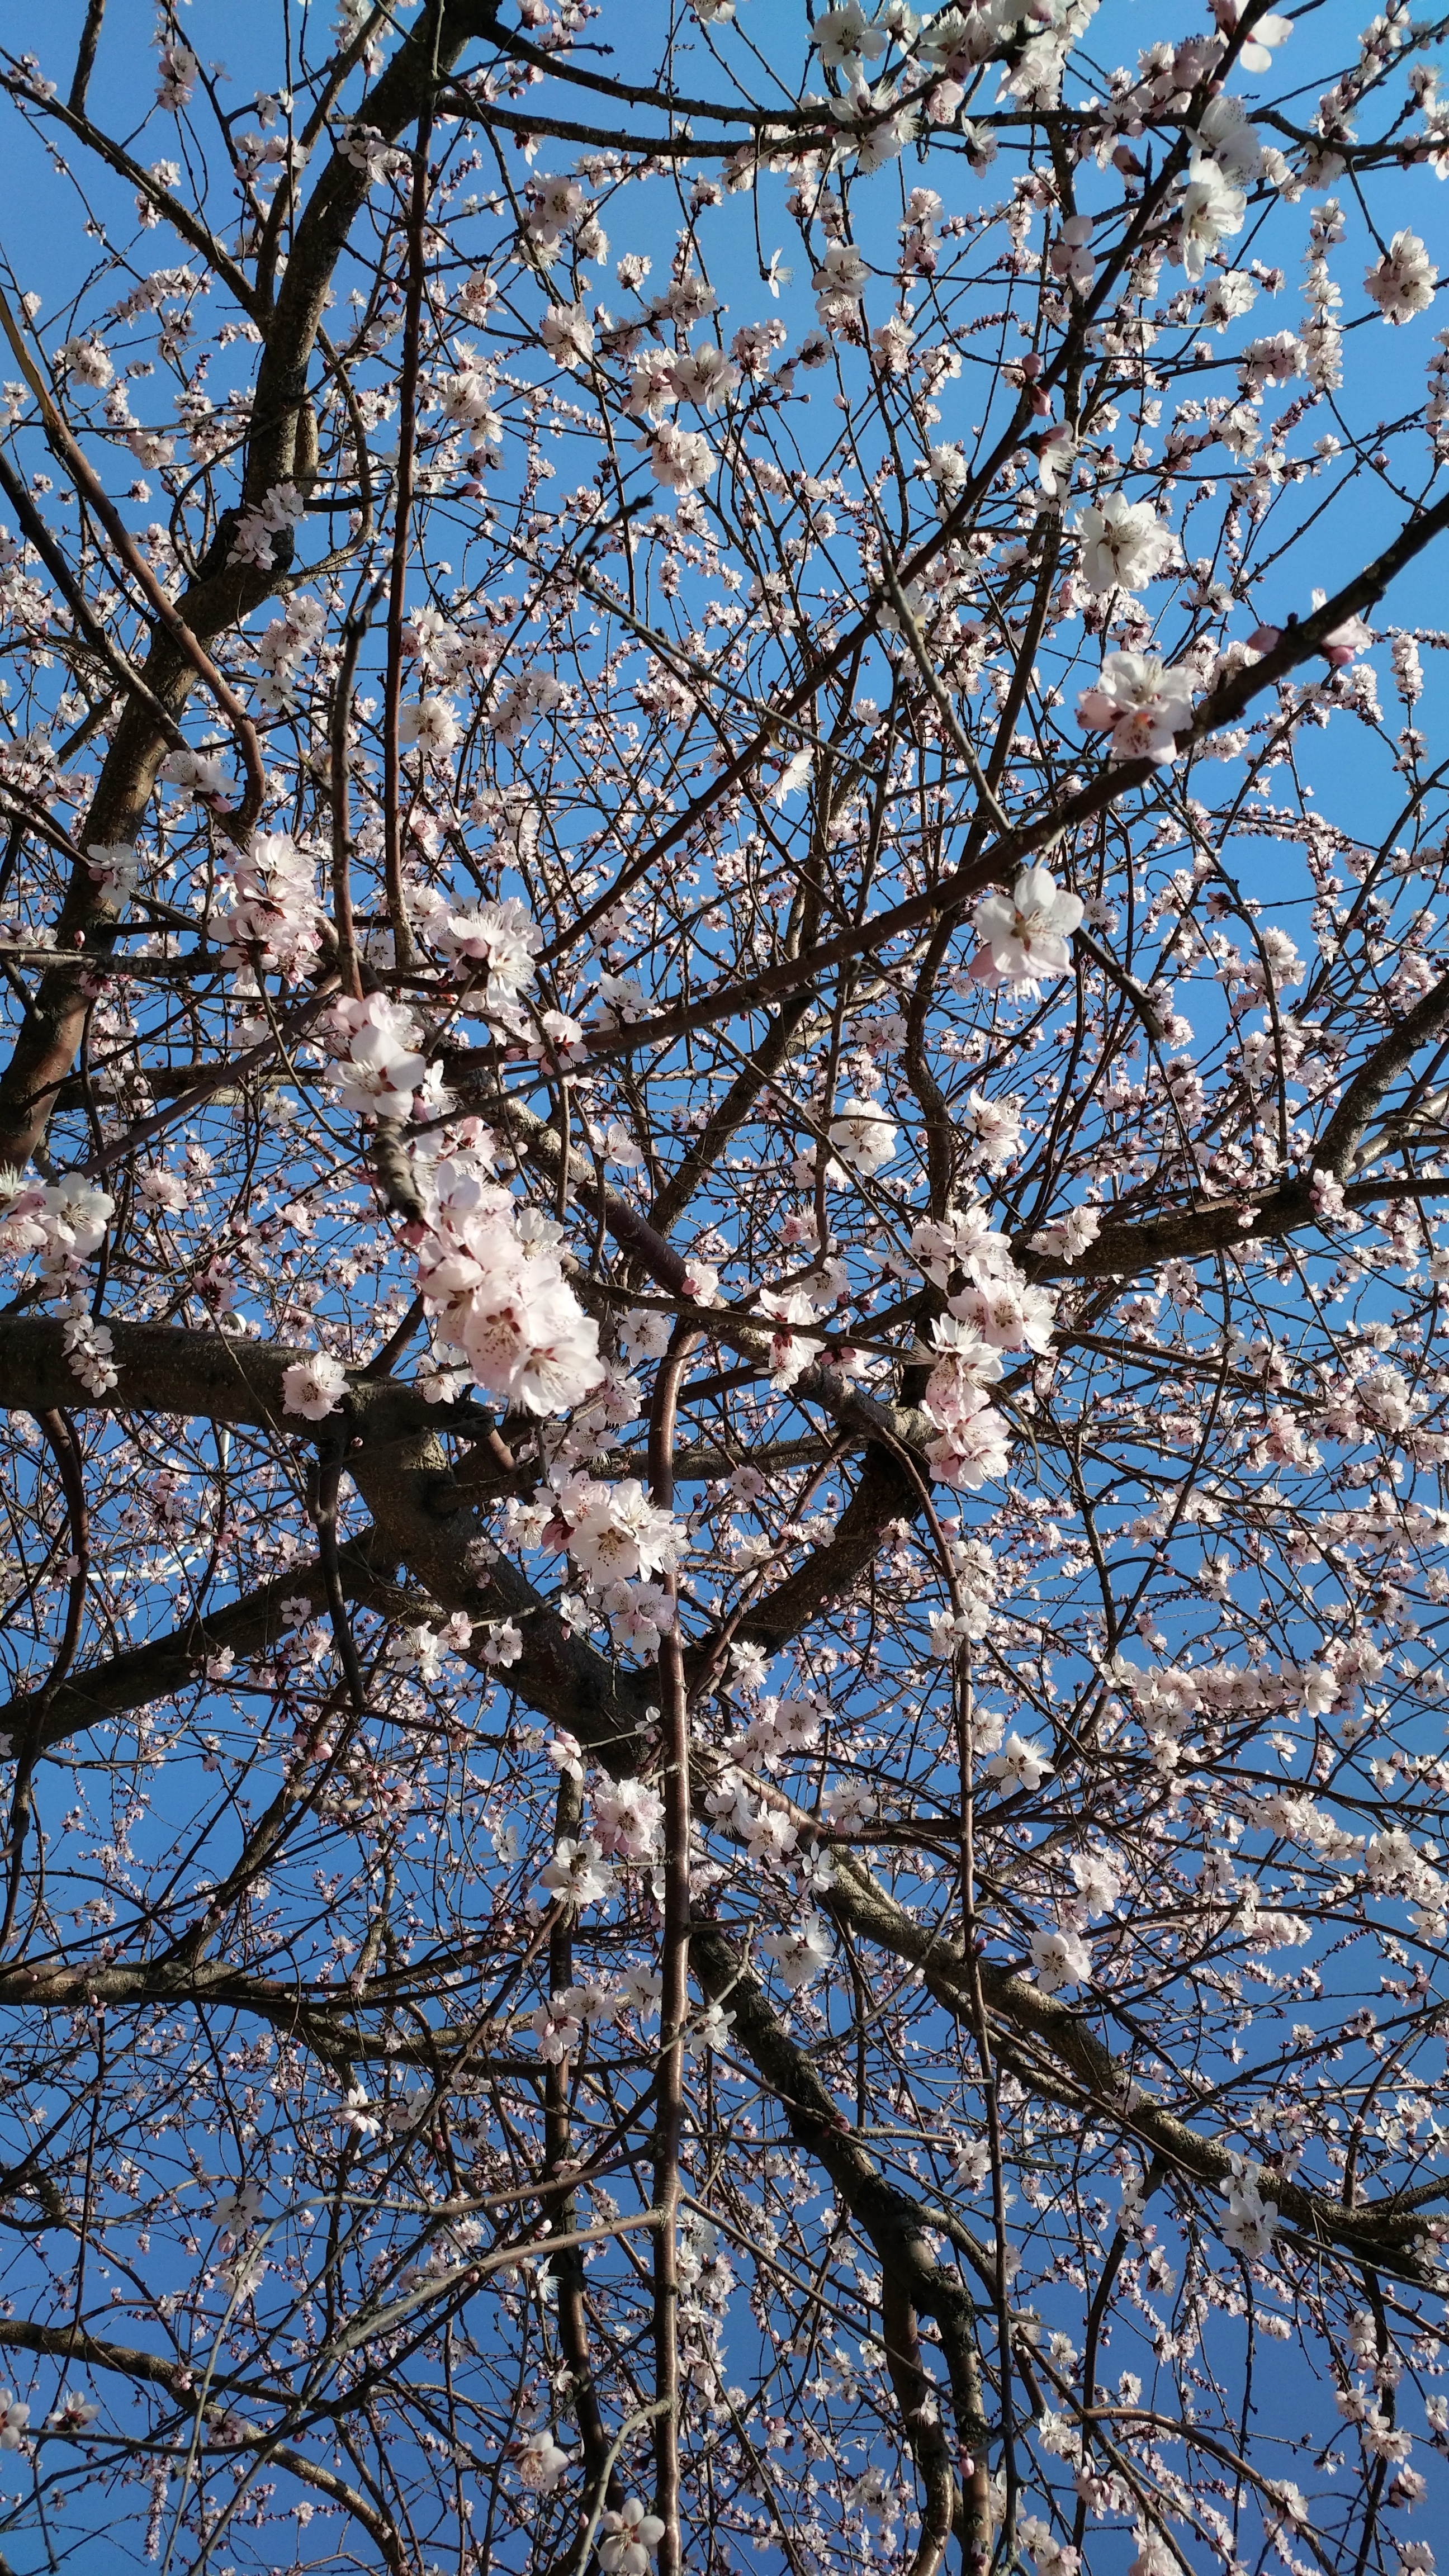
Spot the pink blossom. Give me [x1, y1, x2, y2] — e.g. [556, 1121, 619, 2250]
[282, 1352, 349, 1420]
[972, 865, 1085, 986]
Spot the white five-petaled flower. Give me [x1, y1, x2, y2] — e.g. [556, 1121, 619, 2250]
[599, 2498, 667, 2576]
[397, 695, 461, 755]
[281, 1351, 349, 1421]
[812, 3, 888, 71]
[971, 864, 1084, 987]
[812, 240, 870, 321]
[1176, 155, 1246, 281]
[987, 1731, 1053, 1794]
[827, 1095, 897, 1176]
[1221, 2171, 1278, 2258]
[1030, 1922, 1092, 1994]
[1076, 651, 1196, 765]
[515, 2426, 574, 2492]
[760, 1914, 832, 1991]
[1073, 494, 1174, 596]
[212, 2178, 264, 2240]
[45, 2390, 98, 2433]
[539, 1837, 614, 1909]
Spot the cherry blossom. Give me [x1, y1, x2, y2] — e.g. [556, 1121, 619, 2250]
[539, 301, 595, 371]
[826, 1095, 897, 1175]
[592, 1777, 665, 1859]
[282, 1352, 349, 1420]
[1076, 652, 1196, 764]
[1, 8, 1447, 2566]
[599, 2499, 667, 2576]
[1030, 1922, 1092, 1993]
[220, 832, 324, 979]
[1365, 230, 1439, 324]
[1074, 494, 1175, 594]
[1221, 2174, 1279, 2259]
[1213, 0, 1292, 73]
[971, 864, 1085, 986]
[987, 1732, 1053, 1793]
[397, 695, 461, 756]
[539, 1838, 614, 1909]
[760, 1916, 832, 1991]
[514, 2426, 574, 2491]
[646, 423, 714, 491]
[1177, 156, 1247, 280]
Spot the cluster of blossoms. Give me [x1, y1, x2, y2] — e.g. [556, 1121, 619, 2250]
[0, 1172, 115, 1289]
[1076, 652, 1197, 765]
[527, 1953, 690, 2058]
[437, 345, 503, 457]
[543, 1466, 679, 1573]
[908, 1201, 1057, 1487]
[227, 480, 304, 572]
[220, 832, 324, 979]
[249, 592, 326, 713]
[407, 891, 543, 1031]
[324, 994, 447, 1123]
[414, 1157, 603, 1418]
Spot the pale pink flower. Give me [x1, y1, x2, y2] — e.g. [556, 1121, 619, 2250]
[566, 1480, 681, 1585]
[987, 1732, 1052, 1793]
[1177, 156, 1246, 280]
[827, 1095, 897, 1175]
[599, 2499, 667, 2576]
[1030, 1923, 1091, 1993]
[593, 1778, 665, 1860]
[397, 695, 461, 754]
[1076, 652, 1195, 765]
[1366, 230, 1437, 324]
[539, 301, 595, 370]
[282, 1352, 349, 1420]
[1074, 495, 1173, 596]
[760, 1915, 832, 1991]
[972, 865, 1084, 986]
[515, 2426, 573, 2490]
[539, 1839, 613, 1909]
[646, 422, 714, 491]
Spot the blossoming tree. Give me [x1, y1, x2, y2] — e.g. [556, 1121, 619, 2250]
[0, 1, 1448, 2572]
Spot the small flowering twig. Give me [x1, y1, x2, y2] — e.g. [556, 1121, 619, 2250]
[0, 282, 267, 844]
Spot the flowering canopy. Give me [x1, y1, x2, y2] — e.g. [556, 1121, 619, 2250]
[0, 3, 1446, 2575]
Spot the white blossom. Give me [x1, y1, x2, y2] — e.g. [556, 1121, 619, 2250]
[515, 2426, 574, 2491]
[972, 865, 1085, 987]
[827, 1095, 897, 1175]
[1074, 495, 1175, 595]
[600, 2499, 667, 2576]
[1366, 231, 1438, 324]
[987, 1732, 1053, 1793]
[282, 1352, 349, 1421]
